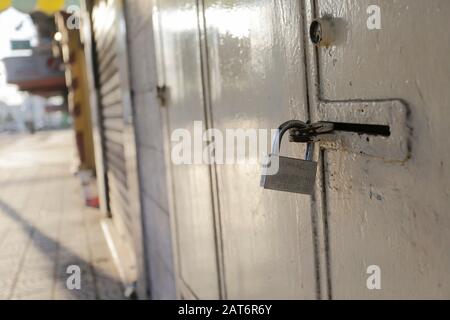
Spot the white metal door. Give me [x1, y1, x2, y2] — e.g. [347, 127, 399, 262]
[155, 0, 319, 299]
[203, 0, 317, 299]
[153, 0, 221, 299]
[310, 0, 450, 299]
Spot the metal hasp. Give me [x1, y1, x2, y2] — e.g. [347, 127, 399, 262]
[261, 120, 318, 195]
[288, 100, 410, 162]
[317, 100, 411, 162]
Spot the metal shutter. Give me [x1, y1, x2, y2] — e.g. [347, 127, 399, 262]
[91, 0, 132, 237]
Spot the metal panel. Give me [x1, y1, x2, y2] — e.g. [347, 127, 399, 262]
[154, 0, 220, 299]
[310, 0, 450, 298]
[203, 0, 316, 299]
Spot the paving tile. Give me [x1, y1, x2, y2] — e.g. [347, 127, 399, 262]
[0, 131, 125, 300]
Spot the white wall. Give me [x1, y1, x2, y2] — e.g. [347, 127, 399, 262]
[124, 0, 176, 300]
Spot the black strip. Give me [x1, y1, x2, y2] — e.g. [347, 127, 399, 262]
[328, 122, 391, 137]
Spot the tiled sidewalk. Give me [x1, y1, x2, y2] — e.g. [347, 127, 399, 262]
[0, 131, 124, 300]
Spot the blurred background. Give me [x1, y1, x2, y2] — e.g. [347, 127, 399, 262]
[0, 8, 71, 134]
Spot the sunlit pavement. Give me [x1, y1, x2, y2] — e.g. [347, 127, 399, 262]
[0, 130, 124, 300]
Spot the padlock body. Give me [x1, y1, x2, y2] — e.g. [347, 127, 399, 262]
[261, 155, 317, 195]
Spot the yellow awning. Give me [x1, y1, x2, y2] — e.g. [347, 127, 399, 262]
[0, 0, 80, 15]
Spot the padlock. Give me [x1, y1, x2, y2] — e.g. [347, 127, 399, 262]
[260, 120, 318, 195]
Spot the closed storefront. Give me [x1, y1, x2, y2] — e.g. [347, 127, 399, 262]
[149, 0, 450, 299]
[70, 0, 450, 299]
[91, 0, 132, 245]
[83, 0, 146, 297]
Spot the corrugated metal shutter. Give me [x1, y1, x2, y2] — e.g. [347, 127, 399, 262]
[91, 0, 132, 237]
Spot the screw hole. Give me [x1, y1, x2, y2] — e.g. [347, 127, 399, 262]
[310, 20, 322, 45]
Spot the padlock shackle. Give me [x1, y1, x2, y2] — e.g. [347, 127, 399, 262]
[271, 120, 314, 160]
